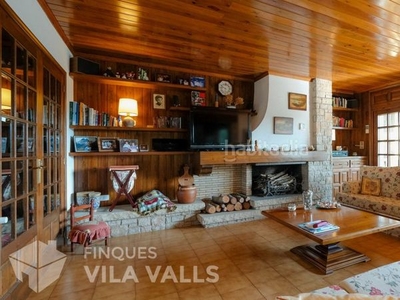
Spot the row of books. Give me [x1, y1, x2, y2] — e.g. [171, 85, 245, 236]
[298, 220, 339, 234]
[332, 97, 357, 108]
[69, 101, 119, 126]
[332, 116, 354, 128]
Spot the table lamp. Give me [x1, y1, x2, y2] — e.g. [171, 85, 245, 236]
[118, 98, 138, 127]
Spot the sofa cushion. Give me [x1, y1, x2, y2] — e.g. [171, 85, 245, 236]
[359, 166, 400, 199]
[339, 261, 400, 296]
[361, 176, 382, 196]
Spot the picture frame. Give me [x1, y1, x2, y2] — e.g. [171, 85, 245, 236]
[119, 139, 139, 152]
[74, 136, 98, 152]
[156, 74, 171, 83]
[191, 91, 206, 106]
[288, 93, 307, 110]
[139, 144, 149, 152]
[98, 137, 118, 152]
[153, 94, 166, 109]
[274, 117, 294, 135]
[190, 76, 205, 88]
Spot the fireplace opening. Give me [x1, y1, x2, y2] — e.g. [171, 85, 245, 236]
[252, 163, 305, 196]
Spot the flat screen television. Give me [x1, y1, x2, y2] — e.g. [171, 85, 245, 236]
[189, 107, 251, 150]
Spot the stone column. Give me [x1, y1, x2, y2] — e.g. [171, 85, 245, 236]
[308, 78, 333, 201]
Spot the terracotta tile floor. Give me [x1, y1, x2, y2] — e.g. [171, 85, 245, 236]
[27, 218, 400, 300]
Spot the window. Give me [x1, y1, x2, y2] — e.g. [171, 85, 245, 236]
[377, 112, 400, 167]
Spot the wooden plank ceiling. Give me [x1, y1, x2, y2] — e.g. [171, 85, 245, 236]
[39, 0, 400, 93]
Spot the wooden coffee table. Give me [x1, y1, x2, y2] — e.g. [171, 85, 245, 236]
[262, 205, 400, 274]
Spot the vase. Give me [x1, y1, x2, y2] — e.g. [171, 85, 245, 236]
[302, 190, 313, 210]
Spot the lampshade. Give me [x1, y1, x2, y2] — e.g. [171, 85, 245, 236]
[1, 88, 11, 110]
[118, 98, 138, 127]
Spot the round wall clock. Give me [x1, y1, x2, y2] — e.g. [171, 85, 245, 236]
[218, 80, 233, 96]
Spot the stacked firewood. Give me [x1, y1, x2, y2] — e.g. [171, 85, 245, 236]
[202, 193, 252, 214]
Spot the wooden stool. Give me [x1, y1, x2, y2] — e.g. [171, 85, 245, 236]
[109, 165, 139, 212]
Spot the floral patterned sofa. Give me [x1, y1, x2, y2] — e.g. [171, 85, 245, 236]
[277, 261, 400, 298]
[336, 166, 400, 237]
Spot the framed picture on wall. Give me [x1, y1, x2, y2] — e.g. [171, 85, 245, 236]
[289, 93, 307, 110]
[274, 117, 294, 135]
[153, 94, 166, 109]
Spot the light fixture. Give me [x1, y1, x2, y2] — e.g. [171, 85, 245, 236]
[118, 98, 138, 127]
[1, 88, 11, 110]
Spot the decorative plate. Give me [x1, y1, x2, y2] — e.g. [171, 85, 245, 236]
[316, 202, 341, 210]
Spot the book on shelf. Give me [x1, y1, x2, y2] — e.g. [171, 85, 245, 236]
[298, 220, 339, 234]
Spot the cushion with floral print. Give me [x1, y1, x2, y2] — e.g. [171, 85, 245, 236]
[359, 166, 400, 199]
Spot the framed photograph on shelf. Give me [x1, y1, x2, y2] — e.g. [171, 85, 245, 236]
[139, 144, 149, 152]
[153, 94, 166, 109]
[191, 91, 206, 106]
[98, 137, 118, 152]
[73, 136, 98, 152]
[156, 74, 171, 83]
[190, 76, 205, 88]
[288, 93, 307, 110]
[274, 117, 294, 135]
[119, 139, 139, 152]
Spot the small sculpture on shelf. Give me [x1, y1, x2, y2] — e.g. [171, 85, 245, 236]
[224, 95, 244, 108]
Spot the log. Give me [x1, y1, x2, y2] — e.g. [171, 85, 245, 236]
[242, 202, 251, 210]
[231, 193, 244, 203]
[205, 203, 216, 214]
[228, 195, 237, 204]
[212, 194, 230, 204]
[203, 198, 222, 213]
[226, 203, 234, 212]
[236, 192, 251, 202]
[234, 202, 243, 211]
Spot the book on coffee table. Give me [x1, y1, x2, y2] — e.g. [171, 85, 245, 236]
[298, 220, 340, 234]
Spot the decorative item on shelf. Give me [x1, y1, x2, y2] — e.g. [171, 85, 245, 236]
[103, 66, 115, 77]
[191, 91, 206, 106]
[139, 144, 149, 152]
[118, 98, 138, 127]
[156, 74, 171, 82]
[137, 67, 149, 80]
[172, 95, 180, 107]
[177, 78, 189, 85]
[119, 139, 139, 152]
[153, 94, 166, 109]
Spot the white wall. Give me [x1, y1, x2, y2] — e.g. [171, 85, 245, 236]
[252, 75, 310, 151]
[5, 0, 75, 207]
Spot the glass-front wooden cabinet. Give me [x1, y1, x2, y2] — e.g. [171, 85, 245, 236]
[0, 21, 65, 261]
